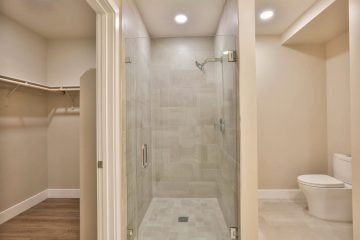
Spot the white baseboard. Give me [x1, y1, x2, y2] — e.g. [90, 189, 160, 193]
[0, 190, 48, 225]
[258, 189, 305, 200]
[47, 189, 80, 198]
[0, 189, 80, 225]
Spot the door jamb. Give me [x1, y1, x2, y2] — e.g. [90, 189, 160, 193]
[86, 0, 124, 239]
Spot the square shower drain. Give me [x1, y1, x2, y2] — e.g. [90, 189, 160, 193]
[178, 216, 189, 222]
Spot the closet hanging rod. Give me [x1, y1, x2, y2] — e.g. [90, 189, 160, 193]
[0, 75, 80, 92]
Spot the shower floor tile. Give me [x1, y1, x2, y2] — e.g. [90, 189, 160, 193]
[138, 198, 229, 240]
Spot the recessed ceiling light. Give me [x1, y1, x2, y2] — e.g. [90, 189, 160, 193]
[260, 10, 274, 21]
[175, 14, 188, 24]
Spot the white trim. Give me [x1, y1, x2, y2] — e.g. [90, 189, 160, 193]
[0, 189, 81, 225]
[258, 189, 305, 200]
[47, 189, 80, 198]
[87, 0, 123, 239]
[0, 190, 47, 225]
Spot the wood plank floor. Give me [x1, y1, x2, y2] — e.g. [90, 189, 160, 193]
[0, 198, 80, 240]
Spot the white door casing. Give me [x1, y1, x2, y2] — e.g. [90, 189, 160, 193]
[86, 0, 124, 239]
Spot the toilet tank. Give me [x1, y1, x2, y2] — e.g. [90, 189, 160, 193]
[333, 153, 352, 184]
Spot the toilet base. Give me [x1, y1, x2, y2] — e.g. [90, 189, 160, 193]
[299, 183, 352, 222]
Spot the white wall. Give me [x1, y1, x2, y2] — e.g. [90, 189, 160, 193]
[0, 14, 47, 85]
[326, 32, 351, 174]
[47, 39, 96, 87]
[256, 36, 328, 189]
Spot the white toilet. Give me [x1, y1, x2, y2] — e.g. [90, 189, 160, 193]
[298, 153, 352, 222]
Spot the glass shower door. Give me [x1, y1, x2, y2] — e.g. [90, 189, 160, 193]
[125, 37, 137, 239]
[125, 37, 153, 240]
[215, 35, 239, 237]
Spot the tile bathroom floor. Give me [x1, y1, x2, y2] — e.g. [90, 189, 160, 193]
[259, 200, 353, 240]
[138, 198, 229, 240]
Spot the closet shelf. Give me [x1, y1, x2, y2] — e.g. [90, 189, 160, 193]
[0, 75, 80, 92]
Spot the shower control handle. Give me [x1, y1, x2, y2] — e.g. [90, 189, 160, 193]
[142, 144, 148, 168]
[214, 118, 225, 133]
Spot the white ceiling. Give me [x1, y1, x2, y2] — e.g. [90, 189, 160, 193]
[256, 0, 318, 35]
[134, 0, 226, 37]
[0, 0, 328, 39]
[283, 0, 349, 44]
[0, 0, 96, 39]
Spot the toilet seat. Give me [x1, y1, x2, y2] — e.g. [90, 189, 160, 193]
[298, 174, 345, 188]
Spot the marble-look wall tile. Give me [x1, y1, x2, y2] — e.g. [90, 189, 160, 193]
[160, 89, 196, 107]
[151, 37, 220, 198]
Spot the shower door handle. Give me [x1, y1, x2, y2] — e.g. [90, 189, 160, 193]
[142, 144, 148, 168]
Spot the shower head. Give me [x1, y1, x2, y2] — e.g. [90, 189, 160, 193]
[195, 57, 222, 73]
[195, 61, 205, 73]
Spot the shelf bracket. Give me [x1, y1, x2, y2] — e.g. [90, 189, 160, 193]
[66, 91, 76, 109]
[6, 84, 20, 98]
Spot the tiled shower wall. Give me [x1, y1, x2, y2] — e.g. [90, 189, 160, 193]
[151, 37, 220, 198]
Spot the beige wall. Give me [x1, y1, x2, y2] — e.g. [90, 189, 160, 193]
[0, 86, 48, 212]
[47, 39, 96, 87]
[47, 93, 80, 189]
[0, 86, 81, 212]
[0, 14, 47, 85]
[0, 15, 94, 212]
[349, 0, 360, 238]
[80, 70, 97, 240]
[256, 36, 328, 189]
[326, 32, 351, 175]
[238, 0, 258, 238]
[0, 14, 95, 88]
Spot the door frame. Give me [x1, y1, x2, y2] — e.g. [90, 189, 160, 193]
[87, 0, 259, 239]
[86, 0, 124, 239]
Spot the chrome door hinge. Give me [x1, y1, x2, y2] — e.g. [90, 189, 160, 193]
[97, 161, 103, 169]
[127, 229, 134, 239]
[227, 50, 237, 62]
[230, 227, 238, 239]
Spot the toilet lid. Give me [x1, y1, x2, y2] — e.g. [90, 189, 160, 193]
[298, 174, 345, 188]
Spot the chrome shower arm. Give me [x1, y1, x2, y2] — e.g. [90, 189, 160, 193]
[202, 57, 223, 64]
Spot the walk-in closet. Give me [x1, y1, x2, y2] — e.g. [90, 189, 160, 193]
[0, 1, 96, 239]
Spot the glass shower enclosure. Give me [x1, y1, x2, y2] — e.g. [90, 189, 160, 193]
[124, 35, 239, 240]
